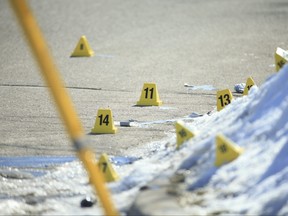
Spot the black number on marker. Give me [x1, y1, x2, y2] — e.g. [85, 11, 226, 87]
[278, 60, 285, 69]
[178, 129, 187, 138]
[247, 85, 253, 90]
[144, 87, 154, 99]
[98, 114, 109, 126]
[219, 144, 227, 153]
[224, 94, 231, 105]
[99, 162, 107, 173]
[218, 94, 231, 107]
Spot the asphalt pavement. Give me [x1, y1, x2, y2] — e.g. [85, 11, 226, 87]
[0, 0, 287, 157]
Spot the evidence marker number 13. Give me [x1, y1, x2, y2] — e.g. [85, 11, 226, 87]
[217, 89, 233, 111]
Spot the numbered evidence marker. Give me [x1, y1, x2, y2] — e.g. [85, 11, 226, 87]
[275, 47, 288, 72]
[70, 35, 94, 57]
[98, 153, 119, 182]
[91, 109, 117, 134]
[136, 83, 162, 106]
[243, 76, 256, 96]
[214, 134, 244, 167]
[217, 89, 233, 111]
[175, 121, 195, 149]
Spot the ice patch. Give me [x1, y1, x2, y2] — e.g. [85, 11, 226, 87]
[0, 156, 76, 168]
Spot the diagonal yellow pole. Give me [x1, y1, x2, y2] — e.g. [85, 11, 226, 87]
[9, 1, 118, 215]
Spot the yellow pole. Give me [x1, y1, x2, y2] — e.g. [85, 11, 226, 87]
[9, 1, 118, 215]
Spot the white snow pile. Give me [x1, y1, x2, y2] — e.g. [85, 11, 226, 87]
[177, 65, 288, 215]
[1, 65, 288, 215]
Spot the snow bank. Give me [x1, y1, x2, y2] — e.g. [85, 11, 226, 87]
[177, 65, 288, 215]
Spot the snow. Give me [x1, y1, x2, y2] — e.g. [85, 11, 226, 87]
[1, 66, 288, 215]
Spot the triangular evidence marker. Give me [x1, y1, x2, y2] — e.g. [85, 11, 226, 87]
[175, 121, 195, 149]
[243, 76, 256, 96]
[275, 47, 288, 72]
[70, 35, 94, 57]
[214, 134, 244, 167]
[98, 153, 119, 182]
[91, 109, 117, 134]
[216, 89, 233, 111]
[136, 83, 162, 106]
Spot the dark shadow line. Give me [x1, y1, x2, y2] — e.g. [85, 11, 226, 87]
[132, 105, 153, 107]
[0, 83, 102, 91]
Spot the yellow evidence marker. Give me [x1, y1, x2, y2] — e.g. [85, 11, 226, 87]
[70, 35, 94, 57]
[214, 134, 244, 167]
[275, 47, 288, 72]
[216, 89, 233, 111]
[136, 83, 162, 106]
[91, 109, 117, 134]
[243, 76, 256, 96]
[175, 121, 195, 149]
[98, 153, 119, 182]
